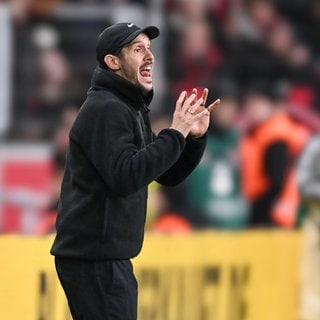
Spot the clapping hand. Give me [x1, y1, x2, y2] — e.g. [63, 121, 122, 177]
[170, 88, 221, 138]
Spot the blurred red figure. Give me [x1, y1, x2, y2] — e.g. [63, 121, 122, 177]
[151, 213, 192, 234]
[167, 19, 222, 97]
[240, 83, 309, 227]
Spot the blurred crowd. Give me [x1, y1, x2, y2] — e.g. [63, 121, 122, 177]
[1, 0, 320, 234]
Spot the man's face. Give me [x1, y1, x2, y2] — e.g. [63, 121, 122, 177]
[244, 94, 274, 125]
[117, 33, 154, 93]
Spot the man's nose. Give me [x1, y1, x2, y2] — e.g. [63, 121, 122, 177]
[144, 49, 154, 62]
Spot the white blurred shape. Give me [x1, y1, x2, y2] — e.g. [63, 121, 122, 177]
[0, 4, 11, 137]
[32, 24, 60, 50]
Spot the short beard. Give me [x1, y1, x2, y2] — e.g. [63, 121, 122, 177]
[118, 56, 152, 94]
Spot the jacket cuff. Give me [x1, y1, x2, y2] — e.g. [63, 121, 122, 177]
[187, 132, 207, 144]
[160, 128, 186, 143]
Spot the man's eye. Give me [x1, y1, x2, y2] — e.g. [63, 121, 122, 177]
[134, 48, 141, 53]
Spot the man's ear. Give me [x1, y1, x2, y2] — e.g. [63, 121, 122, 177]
[104, 54, 121, 71]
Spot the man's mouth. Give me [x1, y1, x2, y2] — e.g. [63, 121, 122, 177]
[140, 65, 152, 79]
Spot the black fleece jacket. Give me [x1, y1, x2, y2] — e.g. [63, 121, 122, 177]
[51, 67, 207, 260]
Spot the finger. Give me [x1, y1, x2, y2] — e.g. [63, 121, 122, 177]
[201, 88, 208, 106]
[192, 108, 209, 121]
[207, 99, 221, 112]
[193, 97, 204, 110]
[191, 88, 198, 104]
[187, 88, 197, 106]
[176, 91, 187, 110]
[182, 93, 197, 112]
[187, 97, 204, 114]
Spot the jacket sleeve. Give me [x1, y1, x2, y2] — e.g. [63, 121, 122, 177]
[72, 101, 187, 197]
[155, 134, 207, 186]
[297, 136, 320, 200]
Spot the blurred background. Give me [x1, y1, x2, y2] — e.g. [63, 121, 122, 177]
[0, 0, 320, 319]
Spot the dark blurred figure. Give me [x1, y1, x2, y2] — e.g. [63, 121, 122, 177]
[184, 82, 249, 229]
[221, 0, 319, 115]
[163, 1, 222, 114]
[220, 0, 288, 88]
[9, 3, 102, 141]
[240, 82, 309, 227]
[25, 47, 76, 138]
[297, 134, 320, 320]
[171, 19, 222, 94]
[36, 104, 79, 234]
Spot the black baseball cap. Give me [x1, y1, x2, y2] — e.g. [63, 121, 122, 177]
[96, 22, 160, 67]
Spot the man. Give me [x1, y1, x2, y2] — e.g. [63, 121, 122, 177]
[240, 82, 309, 227]
[297, 134, 320, 320]
[50, 23, 220, 319]
[185, 84, 249, 229]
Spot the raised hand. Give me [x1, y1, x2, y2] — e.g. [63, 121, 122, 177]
[170, 88, 221, 138]
[188, 88, 221, 138]
[170, 91, 209, 138]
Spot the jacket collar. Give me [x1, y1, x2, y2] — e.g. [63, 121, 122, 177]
[89, 66, 153, 110]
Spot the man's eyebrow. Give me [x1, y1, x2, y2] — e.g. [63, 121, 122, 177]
[129, 40, 151, 46]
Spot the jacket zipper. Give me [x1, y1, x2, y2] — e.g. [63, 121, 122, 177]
[136, 110, 146, 148]
[101, 198, 109, 243]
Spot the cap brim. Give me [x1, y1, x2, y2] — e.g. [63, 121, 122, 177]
[118, 26, 160, 49]
[140, 26, 160, 40]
